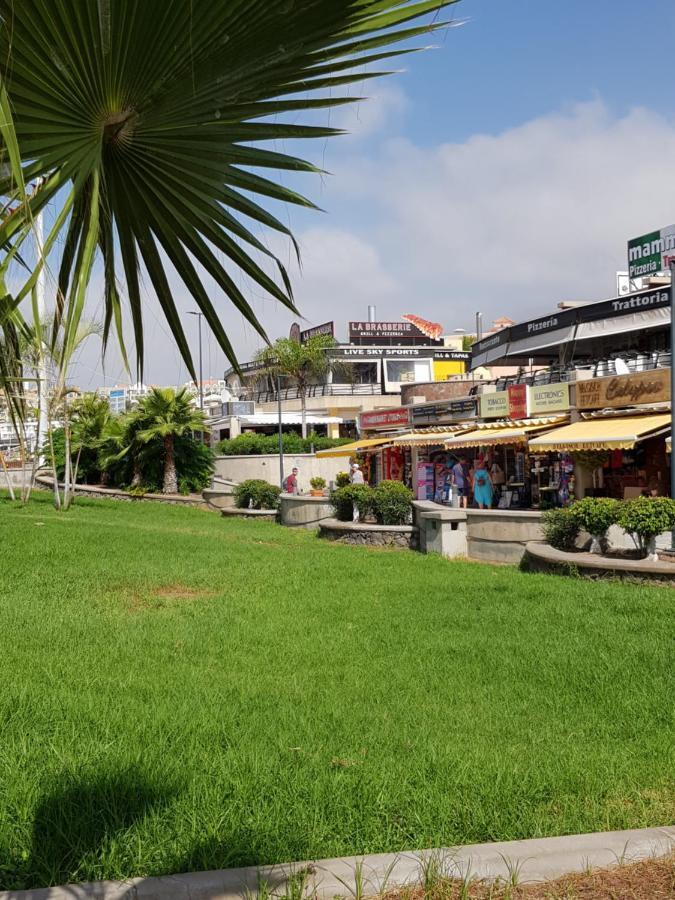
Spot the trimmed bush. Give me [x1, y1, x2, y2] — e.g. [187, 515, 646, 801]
[310, 476, 326, 491]
[215, 431, 351, 456]
[335, 471, 351, 488]
[617, 496, 675, 558]
[570, 497, 619, 552]
[372, 480, 413, 526]
[234, 479, 281, 510]
[331, 484, 374, 522]
[542, 507, 580, 552]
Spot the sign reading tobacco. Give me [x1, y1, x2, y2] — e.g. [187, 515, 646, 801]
[576, 369, 670, 410]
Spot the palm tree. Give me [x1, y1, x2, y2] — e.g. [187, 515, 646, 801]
[0, 1, 456, 377]
[256, 334, 337, 438]
[136, 388, 208, 494]
[68, 394, 111, 487]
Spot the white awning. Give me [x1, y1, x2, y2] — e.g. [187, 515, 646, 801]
[575, 306, 669, 341]
[506, 324, 578, 358]
[210, 412, 343, 428]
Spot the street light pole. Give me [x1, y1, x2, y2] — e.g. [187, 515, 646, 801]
[277, 373, 284, 489]
[187, 311, 204, 410]
[670, 261, 675, 504]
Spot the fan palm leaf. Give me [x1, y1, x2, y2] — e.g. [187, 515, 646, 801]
[0, 0, 458, 376]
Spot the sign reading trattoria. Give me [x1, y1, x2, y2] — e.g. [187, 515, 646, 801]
[359, 407, 410, 430]
[628, 224, 675, 279]
[576, 369, 670, 410]
[479, 391, 509, 419]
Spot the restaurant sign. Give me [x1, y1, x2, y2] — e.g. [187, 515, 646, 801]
[349, 320, 442, 345]
[576, 369, 670, 410]
[301, 321, 334, 342]
[359, 407, 410, 430]
[479, 391, 509, 419]
[628, 224, 675, 279]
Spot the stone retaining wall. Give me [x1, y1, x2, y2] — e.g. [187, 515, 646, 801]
[319, 518, 417, 549]
[279, 493, 334, 529]
[36, 477, 208, 508]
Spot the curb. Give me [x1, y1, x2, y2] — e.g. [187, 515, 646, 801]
[2, 826, 673, 899]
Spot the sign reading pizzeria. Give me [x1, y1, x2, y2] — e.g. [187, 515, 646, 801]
[359, 407, 410, 430]
[349, 316, 443, 346]
[576, 369, 670, 410]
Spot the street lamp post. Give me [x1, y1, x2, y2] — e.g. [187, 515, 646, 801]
[187, 311, 204, 410]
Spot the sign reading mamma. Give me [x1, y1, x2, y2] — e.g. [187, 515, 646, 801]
[628, 224, 675, 278]
[576, 369, 670, 409]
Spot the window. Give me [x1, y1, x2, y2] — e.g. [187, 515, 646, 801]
[384, 359, 432, 384]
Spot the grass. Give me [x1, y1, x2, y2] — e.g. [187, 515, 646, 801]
[0, 493, 673, 891]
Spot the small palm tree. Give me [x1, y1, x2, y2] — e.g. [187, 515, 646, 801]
[69, 393, 111, 486]
[256, 335, 337, 438]
[136, 388, 208, 494]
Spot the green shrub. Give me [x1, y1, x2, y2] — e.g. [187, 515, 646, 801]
[310, 476, 326, 490]
[335, 471, 351, 488]
[137, 437, 215, 495]
[331, 484, 373, 522]
[542, 507, 580, 552]
[215, 431, 351, 456]
[372, 480, 413, 526]
[570, 497, 619, 540]
[617, 496, 675, 557]
[233, 479, 281, 510]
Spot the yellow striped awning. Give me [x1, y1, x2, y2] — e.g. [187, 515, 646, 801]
[444, 422, 558, 448]
[392, 425, 475, 447]
[315, 437, 392, 458]
[528, 414, 671, 452]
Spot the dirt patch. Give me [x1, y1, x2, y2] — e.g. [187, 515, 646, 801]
[123, 583, 217, 610]
[384, 853, 675, 899]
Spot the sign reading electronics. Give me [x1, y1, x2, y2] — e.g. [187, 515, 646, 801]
[359, 408, 410, 430]
[628, 224, 675, 278]
[576, 369, 670, 409]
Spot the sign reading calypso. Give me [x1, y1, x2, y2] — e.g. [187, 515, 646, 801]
[576, 369, 670, 409]
[359, 407, 410, 430]
[628, 224, 675, 278]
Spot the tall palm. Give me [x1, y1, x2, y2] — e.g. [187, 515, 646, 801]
[136, 388, 208, 494]
[256, 334, 337, 438]
[0, 0, 457, 376]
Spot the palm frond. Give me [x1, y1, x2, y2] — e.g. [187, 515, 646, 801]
[0, 0, 460, 375]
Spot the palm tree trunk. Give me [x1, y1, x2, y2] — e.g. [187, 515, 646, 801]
[47, 427, 61, 511]
[130, 457, 142, 488]
[163, 435, 178, 494]
[0, 451, 16, 501]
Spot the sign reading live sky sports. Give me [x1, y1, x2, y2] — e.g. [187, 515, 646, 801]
[628, 224, 675, 278]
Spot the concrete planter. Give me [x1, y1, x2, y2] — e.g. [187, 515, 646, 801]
[279, 493, 334, 529]
[319, 518, 418, 549]
[524, 540, 675, 581]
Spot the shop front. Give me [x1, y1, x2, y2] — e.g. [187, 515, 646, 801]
[528, 412, 671, 499]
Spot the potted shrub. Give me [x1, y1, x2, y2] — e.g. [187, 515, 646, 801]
[372, 480, 413, 526]
[617, 496, 675, 560]
[542, 507, 580, 552]
[335, 471, 351, 488]
[570, 497, 619, 554]
[309, 476, 326, 497]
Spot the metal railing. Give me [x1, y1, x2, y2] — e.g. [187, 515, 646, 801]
[241, 382, 384, 403]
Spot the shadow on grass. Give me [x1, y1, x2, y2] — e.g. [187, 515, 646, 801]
[4, 769, 177, 892]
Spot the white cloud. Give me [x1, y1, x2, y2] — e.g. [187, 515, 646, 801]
[317, 100, 675, 329]
[71, 99, 675, 383]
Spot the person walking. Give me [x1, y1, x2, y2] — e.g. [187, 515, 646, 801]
[350, 462, 364, 485]
[472, 458, 494, 509]
[451, 455, 470, 509]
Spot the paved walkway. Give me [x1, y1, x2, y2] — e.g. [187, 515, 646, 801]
[2, 826, 673, 899]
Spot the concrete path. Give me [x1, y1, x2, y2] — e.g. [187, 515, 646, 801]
[2, 826, 673, 900]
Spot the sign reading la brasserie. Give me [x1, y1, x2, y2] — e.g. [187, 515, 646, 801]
[576, 368, 670, 409]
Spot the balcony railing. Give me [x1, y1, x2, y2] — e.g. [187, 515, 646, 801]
[242, 382, 384, 403]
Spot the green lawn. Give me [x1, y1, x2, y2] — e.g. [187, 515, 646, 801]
[0, 493, 673, 891]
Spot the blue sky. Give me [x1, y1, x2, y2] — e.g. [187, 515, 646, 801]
[72, 0, 675, 388]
